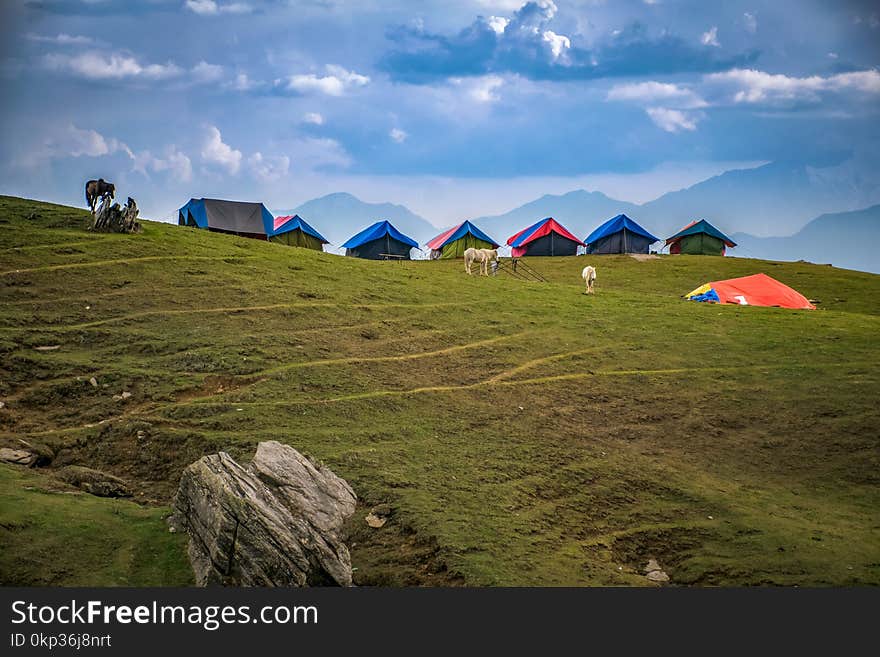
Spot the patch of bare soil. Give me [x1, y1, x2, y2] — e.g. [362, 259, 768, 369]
[344, 503, 465, 587]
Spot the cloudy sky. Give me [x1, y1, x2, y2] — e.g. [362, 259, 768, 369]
[1, 0, 878, 225]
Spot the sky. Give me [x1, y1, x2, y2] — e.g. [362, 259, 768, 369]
[1, 0, 878, 227]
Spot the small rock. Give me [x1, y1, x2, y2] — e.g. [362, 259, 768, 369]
[17, 440, 53, 466]
[365, 513, 387, 528]
[121, 391, 132, 399]
[57, 465, 132, 498]
[0, 401, 5, 409]
[0, 448, 35, 466]
[644, 558, 662, 574]
[88, 377, 98, 388]
[34, 345, 61, 351]
[169, 526, 177, 533]
[646, 570, 670, 583]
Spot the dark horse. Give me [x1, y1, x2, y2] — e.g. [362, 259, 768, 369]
[85, 178, 115, 214]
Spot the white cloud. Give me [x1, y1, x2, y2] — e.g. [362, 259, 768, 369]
[227, 72, 256, 91]
[449, 74, 505, 104]
[487, 16, 509, 35]
[302, 112, 324, 125]
[542, 30, 571, 61]
[192, 60, 224, 83]
[474, 1, 527, 10]
[469, 75, 504, 103]
[645, 107, 700, 132]
[18, 123, 133, 168]
[743, 12, 757, 34]
[701, 26, 720, 47]
[389, 128, 408, 143]
[184, 0, 252, 15]
[134, 145, 193, 182]
[281, 64, 369, 96]
[201, 125, 242, 174]
[248, 152, 290, 182]
[288, 137, 352, 170]
[43, 51, 182, 81]
[26, 33, 94, 46]
[607, 81, 707, 108]
[706, 68, 880, 104]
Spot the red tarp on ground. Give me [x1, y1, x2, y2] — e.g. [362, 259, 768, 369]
[688, 273, 815, 309]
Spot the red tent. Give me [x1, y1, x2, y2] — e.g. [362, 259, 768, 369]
[685, 273, 815, 310]
[506, 217, 584, 257]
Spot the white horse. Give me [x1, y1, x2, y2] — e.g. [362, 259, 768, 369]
[464, 248, 498, 276]
[581, 265, 596, 294]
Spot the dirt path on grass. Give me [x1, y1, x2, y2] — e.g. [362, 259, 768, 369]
[1, 255, 256, 277]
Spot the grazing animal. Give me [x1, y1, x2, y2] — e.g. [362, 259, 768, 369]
[581, 265, 597, 294]
[85, 178, 115, 214]
[464, 247, 498, 276]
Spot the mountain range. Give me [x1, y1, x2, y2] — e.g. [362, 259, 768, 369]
[274, 158, 879, 272]
[732, 205, 880, 274]
[275, 192, 438, 251]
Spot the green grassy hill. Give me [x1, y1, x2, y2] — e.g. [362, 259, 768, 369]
[1, 195, 878, 586]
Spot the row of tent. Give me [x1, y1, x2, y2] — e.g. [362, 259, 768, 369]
[177, 198, 811, 310]
[177, 198, 737, 260]
[429, 215, 736, 258]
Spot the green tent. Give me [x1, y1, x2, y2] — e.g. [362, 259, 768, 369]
[666, 219, 736, 256]
[269, 215, 329, 251]
[426, 220, 500, 259]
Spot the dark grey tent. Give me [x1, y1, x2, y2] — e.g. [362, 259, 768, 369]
[178, 198, 277, 241]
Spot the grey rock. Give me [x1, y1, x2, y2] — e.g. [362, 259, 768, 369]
[646, 570, 670, 583]
[0, 448, 35, 466]
[644, 558, 662, 574]
[88, 377, 98, 388]
[57, 465, 132, 497]
[171, 440, 357, 587]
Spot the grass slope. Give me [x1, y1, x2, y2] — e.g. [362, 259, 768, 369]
[1, 195, 878, 586]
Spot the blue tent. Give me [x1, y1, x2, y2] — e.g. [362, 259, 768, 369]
[584, 214, 659, 254]
[342, 220, 419, 260]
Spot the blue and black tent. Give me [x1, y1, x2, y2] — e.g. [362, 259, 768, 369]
[342, 220, 419, 260]
[270, 214, 329, 250]
[583, 214, 659, 254]
[426, 220, 499, 259]
[178, 198, 327, 247]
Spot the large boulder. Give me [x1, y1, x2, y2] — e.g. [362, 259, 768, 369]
[171, 441, 357, 587]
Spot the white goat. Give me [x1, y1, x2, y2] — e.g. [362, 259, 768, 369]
[581, 265, 597, 294]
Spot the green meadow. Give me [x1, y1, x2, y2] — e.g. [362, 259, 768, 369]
[1, 195, 878, 586]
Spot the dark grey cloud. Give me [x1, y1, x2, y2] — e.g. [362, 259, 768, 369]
[380, 2, 759, 83]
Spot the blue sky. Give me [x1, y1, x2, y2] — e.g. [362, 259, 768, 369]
[1, 0, 878, 226]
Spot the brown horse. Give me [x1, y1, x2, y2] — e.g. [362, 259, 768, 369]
[85, 178, 115, 214]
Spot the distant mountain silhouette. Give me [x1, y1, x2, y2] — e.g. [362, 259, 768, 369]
[468, 190, 641, 243]
[283, 159, 880, 271]
[465, 158, 880, 249]
[731, 204, 880, 274]
[274, 192, 438, 251]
